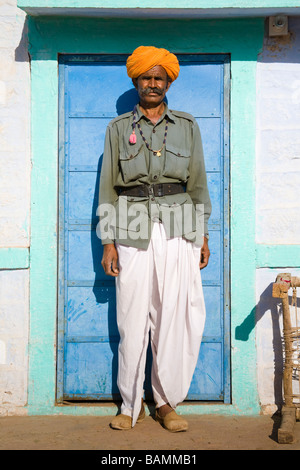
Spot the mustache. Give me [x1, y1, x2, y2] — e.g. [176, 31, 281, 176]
[140, 87, 164, 96]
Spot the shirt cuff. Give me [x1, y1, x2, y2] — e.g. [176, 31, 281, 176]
[101, 239, 115, 246]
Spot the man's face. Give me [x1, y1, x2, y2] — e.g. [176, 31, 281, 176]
[133, 65, 171, 107]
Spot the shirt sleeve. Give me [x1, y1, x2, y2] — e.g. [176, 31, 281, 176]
[98, 124, 119, 245]
[186, 120, 212, 240]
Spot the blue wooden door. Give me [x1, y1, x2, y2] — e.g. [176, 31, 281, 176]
[57, 55, 230, 403]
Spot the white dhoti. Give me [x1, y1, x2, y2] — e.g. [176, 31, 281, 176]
[115, 222, 206, 426]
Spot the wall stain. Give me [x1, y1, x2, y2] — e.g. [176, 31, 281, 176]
[265, 32, 295, 56]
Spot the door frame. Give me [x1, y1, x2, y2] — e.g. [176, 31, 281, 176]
[56, 53, 231, 404]
[26, 15, 265, 416]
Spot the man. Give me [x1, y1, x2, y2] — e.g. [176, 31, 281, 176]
[98, 46, 211, 432]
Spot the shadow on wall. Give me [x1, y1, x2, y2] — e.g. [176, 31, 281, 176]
[15, 16, 30, 63]
[235, 284, 300, 411]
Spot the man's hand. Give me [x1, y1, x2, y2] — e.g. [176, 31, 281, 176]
[101, 244, 119, 277]
[200, 237, 210, 270]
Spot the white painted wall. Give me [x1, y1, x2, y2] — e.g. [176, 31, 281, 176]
[0, 1, 30, 415]
[0, 269, 29, 415]
[256, 17, 300, 244]
[0, 0, 30, 248]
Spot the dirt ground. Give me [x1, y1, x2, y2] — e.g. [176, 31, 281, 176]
[1, 411, 300, 451]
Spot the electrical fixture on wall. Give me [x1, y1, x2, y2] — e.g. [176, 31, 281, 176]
[269, 15, 289, 36]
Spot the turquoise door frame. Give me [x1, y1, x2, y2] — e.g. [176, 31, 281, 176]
[26, 15, 264, 416]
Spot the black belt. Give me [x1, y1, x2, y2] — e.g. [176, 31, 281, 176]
[117, 183, 186, 198]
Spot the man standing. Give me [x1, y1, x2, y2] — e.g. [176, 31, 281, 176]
[98, 46, 211, 432]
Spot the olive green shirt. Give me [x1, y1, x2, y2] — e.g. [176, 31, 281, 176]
[98, 103, 211, 249]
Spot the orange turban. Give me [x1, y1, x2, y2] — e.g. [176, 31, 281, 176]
[126, 46, 180, 82]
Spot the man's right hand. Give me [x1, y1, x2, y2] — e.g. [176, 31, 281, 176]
[101, 244, 119, 277]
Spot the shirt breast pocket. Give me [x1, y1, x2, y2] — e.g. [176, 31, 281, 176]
[163, 144, 191, 181]
[119, 145, 148, 184]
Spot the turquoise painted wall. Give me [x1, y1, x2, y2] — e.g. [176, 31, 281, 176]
[27, 15, 265, 416]
[18, 0, 300, 11]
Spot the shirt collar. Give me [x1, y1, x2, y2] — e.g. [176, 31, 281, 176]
[135, 103, 177, 124]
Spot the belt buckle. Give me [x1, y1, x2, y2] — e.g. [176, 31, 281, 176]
[151, 183, 163, 197]
[148, 184, 154, 197]
[157, 184, 164, 197]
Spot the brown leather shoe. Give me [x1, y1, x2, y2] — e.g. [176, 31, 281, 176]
[110, 401, 145, 430]
[155, 409, 188, 432]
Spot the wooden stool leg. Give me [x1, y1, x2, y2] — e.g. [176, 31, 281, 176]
[278, 406, 296, 444]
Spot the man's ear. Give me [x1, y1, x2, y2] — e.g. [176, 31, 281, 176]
[132, 78, 138, 90]
[166, 76, 172, 92]
[165, 81, 171, 93]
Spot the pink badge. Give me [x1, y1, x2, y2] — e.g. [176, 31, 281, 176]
[129, 132, 136, 144]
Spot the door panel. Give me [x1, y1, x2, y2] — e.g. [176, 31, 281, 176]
[58, 55, 230, 403]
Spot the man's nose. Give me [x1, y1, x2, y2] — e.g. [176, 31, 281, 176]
[149, 78, 156, 88]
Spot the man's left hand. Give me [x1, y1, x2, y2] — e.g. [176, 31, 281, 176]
[200, 237, 210, 270]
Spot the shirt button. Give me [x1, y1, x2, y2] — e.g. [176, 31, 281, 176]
[153, 175, 158, 180]
[153, 129, 156, 133]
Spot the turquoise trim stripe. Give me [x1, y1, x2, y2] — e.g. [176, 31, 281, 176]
[3, 244, 298, 271]
[17, 0, 300, 10]
[0, 248, 29, 269]
[256, 244, 300, 268]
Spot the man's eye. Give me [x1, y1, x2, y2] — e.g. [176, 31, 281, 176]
[142, 76, 163, 81]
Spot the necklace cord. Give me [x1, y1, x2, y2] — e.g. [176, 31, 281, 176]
[130, 105, 169, 156]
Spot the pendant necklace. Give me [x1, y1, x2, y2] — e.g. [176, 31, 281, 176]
[129, 105, 168, 157]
